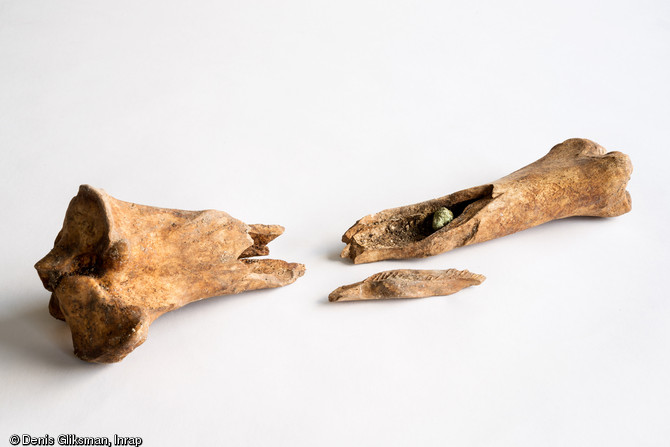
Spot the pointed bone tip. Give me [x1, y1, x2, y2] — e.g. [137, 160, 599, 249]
[328, 287, 354, 302]
[459, 269, 486, 284]
[249, 223, 284, 235]
[328, 282, 363, 302]
[240, 224, 288, 258]
[289, 262, 307, 279]
[343, 220, 365, 240]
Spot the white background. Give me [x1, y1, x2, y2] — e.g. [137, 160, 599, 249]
[1, 1, 669, 445]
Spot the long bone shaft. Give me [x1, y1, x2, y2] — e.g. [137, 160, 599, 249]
[341, 138, 632, 264]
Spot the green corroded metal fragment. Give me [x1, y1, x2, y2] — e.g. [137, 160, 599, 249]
[432, 207, 454, 231]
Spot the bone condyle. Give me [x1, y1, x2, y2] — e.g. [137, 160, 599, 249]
[329, 269, 485, 302]
[35, 185, 305, 363]
[340, 138, 633, 264]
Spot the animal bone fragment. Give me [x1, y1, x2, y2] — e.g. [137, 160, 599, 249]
[328, 269, 485, 302]
[341, 138, 632, 264]
[35, 185, 305, 363]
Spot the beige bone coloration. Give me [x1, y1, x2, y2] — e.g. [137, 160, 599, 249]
[35, 185, 305, 363]
[341, 138, 632, 264]
[329, 269, 485, 302]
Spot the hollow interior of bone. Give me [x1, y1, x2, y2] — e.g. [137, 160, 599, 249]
[356, 185, 494, 249]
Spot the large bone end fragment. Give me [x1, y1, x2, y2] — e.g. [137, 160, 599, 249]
[340, 138, 632, 264]
[35, 185, 305, 363]
[329, 269, 485, 302]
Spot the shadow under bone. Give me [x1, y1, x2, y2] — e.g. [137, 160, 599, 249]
[0, 296, 99, 370]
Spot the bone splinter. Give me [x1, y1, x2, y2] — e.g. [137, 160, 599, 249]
[329, 269, 485, 302]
